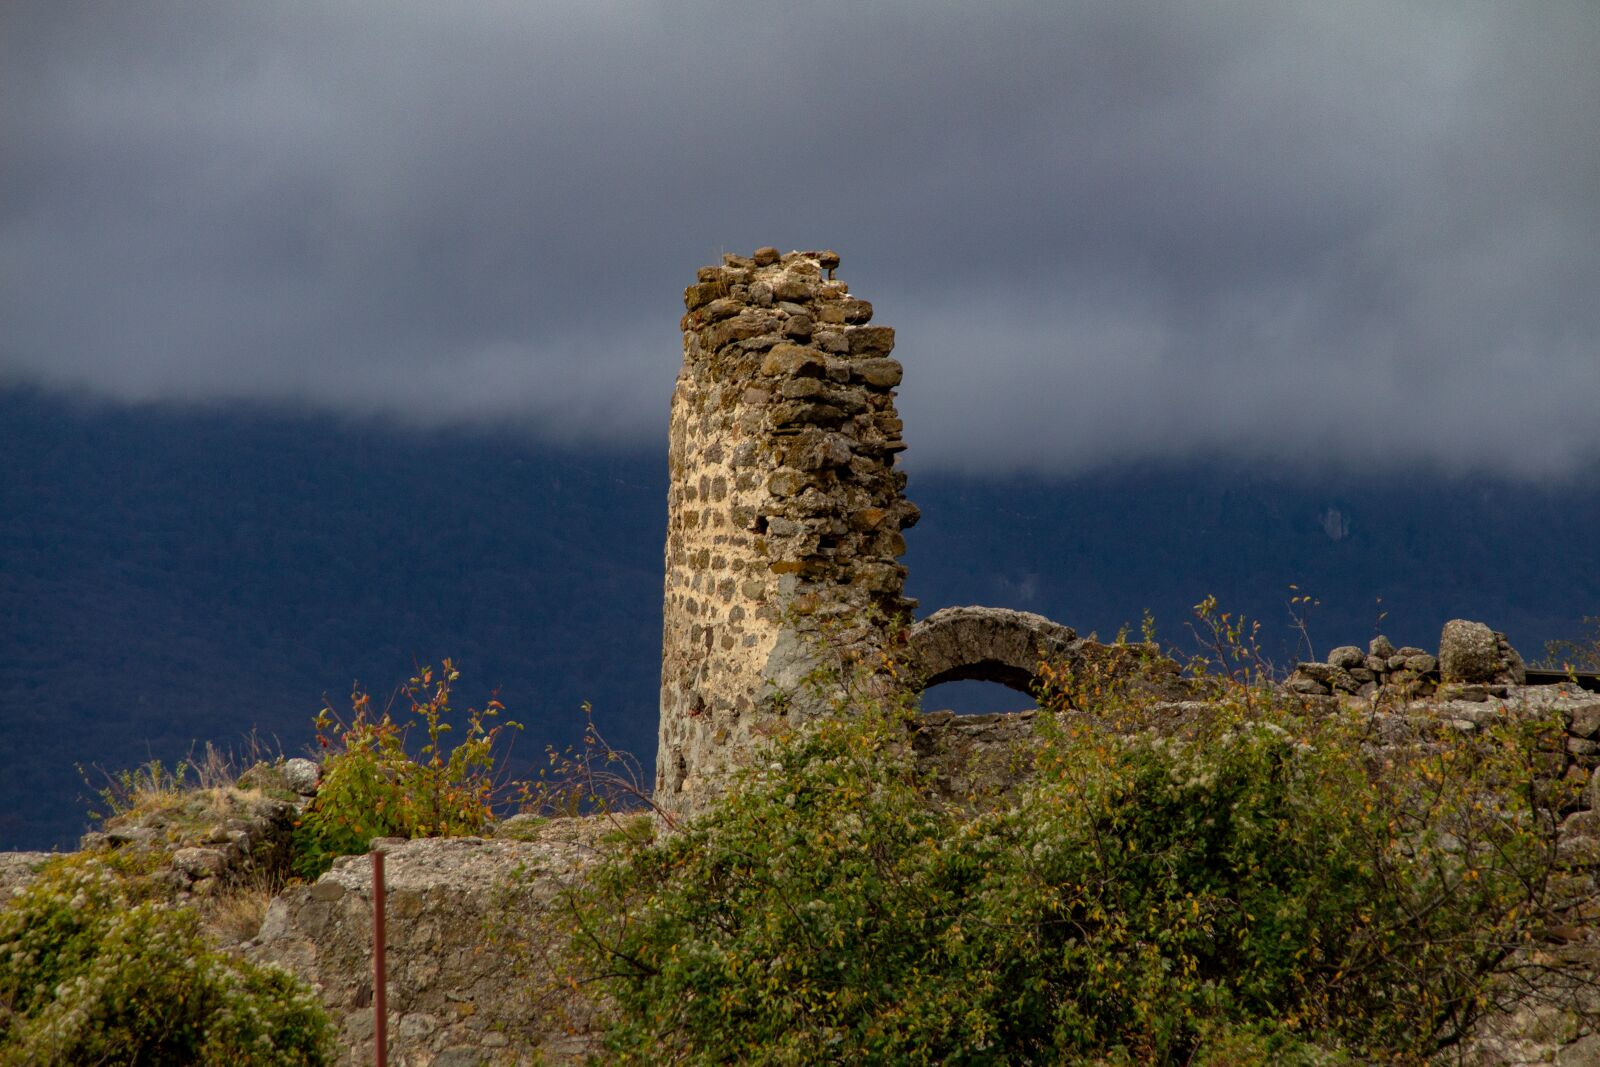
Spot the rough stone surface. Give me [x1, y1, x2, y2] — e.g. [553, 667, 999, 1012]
[1442, 618, 1526, 685]
[903, 606, 1078, 694]
[912, 711, 1044, 804]
[246, 819, 619, 1066]
[0, 850, 52, 899]
[1327, 645, 1366, 670]
[172, 846, 230, 879]
[1571, 700, 1600, 740]
[283, 757, 321, 795]
[659, 249, 918, 817]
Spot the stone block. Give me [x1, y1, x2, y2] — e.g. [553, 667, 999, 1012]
[769, 400, 848, 427]
[1440, 619, 1499, 683]
[1570, 700, 1600, 739]
[853, 357, 903, 388]
[172, 847, 229, 880]
[815, 298, 873, 324]
[772, 274, 818, 302]
[1327, 645, 1365, 669]
[684, 281, 723, 310]
[845, 325, 895, 356]
[759, 343, 825, 378]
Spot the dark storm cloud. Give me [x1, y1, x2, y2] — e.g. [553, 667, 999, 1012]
[3, 1, 1597, 477]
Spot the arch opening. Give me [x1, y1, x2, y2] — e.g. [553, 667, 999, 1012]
[901, 606, 1079, 712]
[918, 678, 1039, 716]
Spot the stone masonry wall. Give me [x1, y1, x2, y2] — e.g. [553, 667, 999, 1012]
[657, 247, 920, 817]
[244, 822, 613, 1067]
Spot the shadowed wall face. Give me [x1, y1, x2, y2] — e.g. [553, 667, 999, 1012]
[657, 248, 919, 816]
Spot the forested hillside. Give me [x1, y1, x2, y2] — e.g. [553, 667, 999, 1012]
[4, 385, 1597, 849]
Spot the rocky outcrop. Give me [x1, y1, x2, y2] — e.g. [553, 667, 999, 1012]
[1, 758, 316, 912]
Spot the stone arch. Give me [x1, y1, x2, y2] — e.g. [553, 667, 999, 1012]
[902, 606, 1080, 698]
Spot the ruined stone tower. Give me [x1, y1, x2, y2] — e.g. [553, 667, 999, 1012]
[656, 247, 919, 816]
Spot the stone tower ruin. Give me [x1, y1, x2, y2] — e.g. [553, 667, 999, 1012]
[656, 247, 920, 816]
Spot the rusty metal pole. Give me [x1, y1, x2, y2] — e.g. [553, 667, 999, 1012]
[372, 849, 387, 1067]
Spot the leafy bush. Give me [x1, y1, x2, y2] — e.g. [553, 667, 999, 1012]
[0, 855, 335, 1066]
[292, 660, 522, 878]
[556, 636, 1582, 1064]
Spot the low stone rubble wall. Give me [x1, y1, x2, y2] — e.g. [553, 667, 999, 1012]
[78, 757, 318, 899]
[1286, 617, 1529, 700]
[0, 757, 321, 905]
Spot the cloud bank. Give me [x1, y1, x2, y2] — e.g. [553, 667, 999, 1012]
[3, 1, 1596, 478]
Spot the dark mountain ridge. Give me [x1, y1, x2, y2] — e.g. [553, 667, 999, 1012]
[3, 385, 1596, 849]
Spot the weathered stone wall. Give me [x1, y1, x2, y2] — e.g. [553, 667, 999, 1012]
[909, 682, 1600, 1064]
[244, 820, 615, 1067]
[658, 247, 919, 817]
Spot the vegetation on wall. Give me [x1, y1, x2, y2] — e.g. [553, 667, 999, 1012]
[5, 622, 1593, 1063]
[291, 661, 525, 879]
[551, 621, 1591, 1065]
[0, 659, 535, 1061]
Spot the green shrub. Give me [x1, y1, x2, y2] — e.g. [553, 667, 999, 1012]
[0, 855, 335, 1066]
[557, 645, 1579, 1064]
[292, 660, 521, 878]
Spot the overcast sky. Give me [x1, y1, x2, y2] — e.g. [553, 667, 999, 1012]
[3, 1, 1597, 479]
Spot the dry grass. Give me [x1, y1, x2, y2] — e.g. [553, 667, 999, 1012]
[199, 875, 279, 946]
[86, 734, 285, 827]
